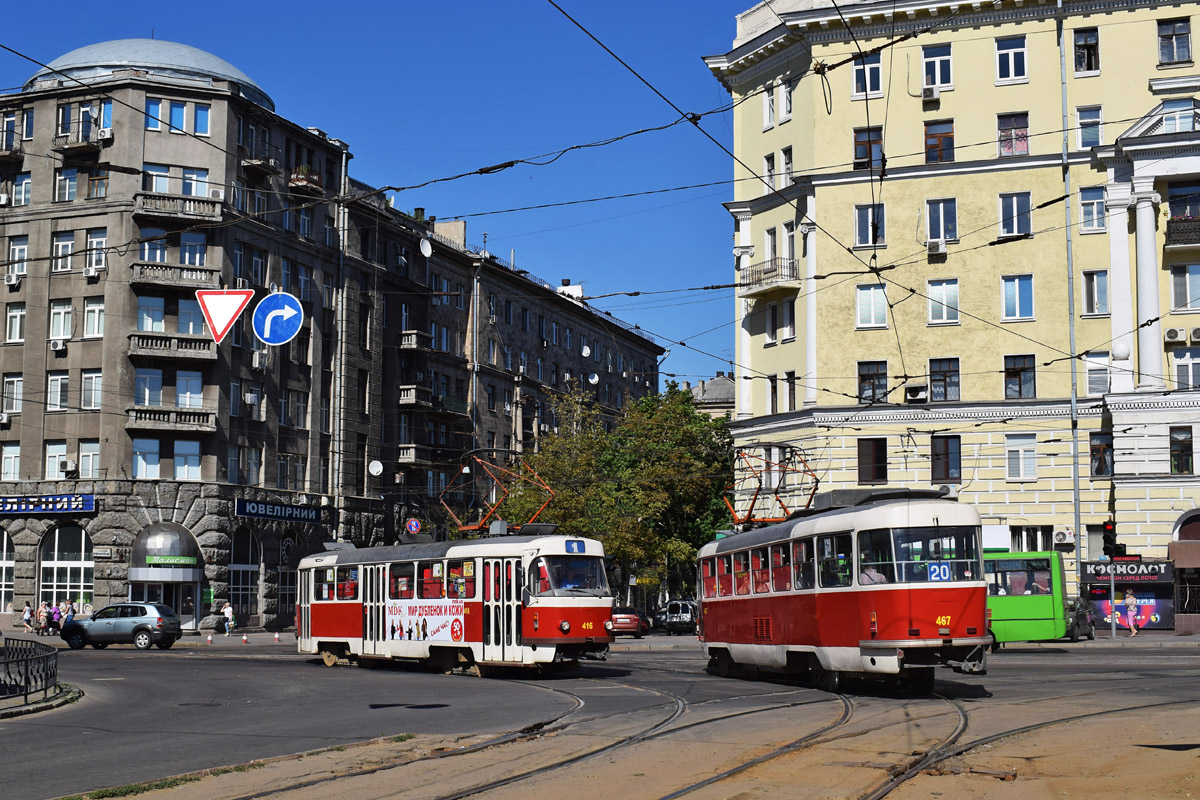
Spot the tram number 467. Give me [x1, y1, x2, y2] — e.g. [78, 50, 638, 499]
[927, 563, 953, 582]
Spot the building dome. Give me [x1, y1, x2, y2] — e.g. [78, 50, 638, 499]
[25, 38, 273, 110]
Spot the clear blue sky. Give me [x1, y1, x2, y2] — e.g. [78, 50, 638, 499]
[2, 1, 752, 387]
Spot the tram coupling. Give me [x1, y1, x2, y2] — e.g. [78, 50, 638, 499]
[946, 645, 987, 675]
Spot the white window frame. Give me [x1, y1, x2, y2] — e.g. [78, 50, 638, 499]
[1085, 352, 1110, 396]
[855, 204, 885, 247]
[2, 375, 22, 413]
[1080, 186, 1106, 232]
[1, 443, 18, 480]
[52, 232, 74, 272]
[79, 440, 100, 478]
[780, 81, 792, 121]
[132, 439, 160, 479]
[1002, 274, 1035, 321]
[763, 153, 775, 192]
[81, 370, 102, 409]
[174, 440, 201, 481]
[46, 372, 68, 411]
[86, 229, 107, 270]
[1077, 106, 1102, 149]
[763, 85, 775, 129]
[176, 371, 203, 409]
[1005, 433, 1038, 480]
[1083, 270, 1109, 315]
[12, 173, 30, 206]
[765, 302, 778, 346]
[781, 146, 793, 187]
[145, 98, 161, 131]
[781, 299, 796, 341]
[996, 36, 1028, 84]
[134, 369, 163, 407]
[999, 192, 1032, 238]
[8, 236, 27, 275]
[927, 198, 958, 242]
[852, 52, 882, 98]
[1174, 348, 1200, 390]
[54, 168, 77, 202]
[83, 297, 104, 338]
[923, 43, 953, 88]
[1171, 264, 1200, 310]
[44, 441, 67, 480]
[856, 284, 888, 328]
[49, 300, 72, 339]
[137, 297, 165, 332]
[5, 303, 24, 343]
[928, 279, 960, 324]
[181, 168, 208, 197]
[143, 163, 169, 193]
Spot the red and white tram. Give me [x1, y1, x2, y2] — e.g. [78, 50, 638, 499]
[697, 491, 989, 690]
[297, 534, 614, 674]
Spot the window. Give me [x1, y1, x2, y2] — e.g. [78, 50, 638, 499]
[21, 108, 32, 140]
[1083, 270, 1109, 314]
[49, 300, 72, 339]
[194, 104, 210, 135]
[1080, 186, 1106, 231]
[1169, 181, 1200, 219]
[55, 103, 71, 136]
[1090, 433, 1114, 477]
[178, 299, 204, 335]
[134, 368, 163, 406]
[930, 358, 960, 401]
[180, 232, 206, 267]
[1172, 265, 1200, 310]
[1175, 348, 1200, 390]
[996, 36, 1027, 82]
[54, 168, 77, 202]
[142, 163, 169, 193]
[925, 120, 954, 163]
[781, 146, 792, 186]
[858, 361, 887, 402]
[763, 153, 775, 192]
[928, 279, 959, 324]
[12, 173, 29, 206]
[1164, 98, 1196, 133]
[86, 229, 107, 270]
[763, 227, 777, 262]
[765, 303, 778, 345]
[137, 297, 164, 332]
[931, 435, 961, 483]
[145, 98, 161, 130]
[81, 371, 101, 410]
[1000, 192, 1032, 237]
[854, 126, 883, 170]
[781, 299, 796, 341]
[858, 438, 888, 483]
[857, 284, 887, 328]
[2, 375, 21, 413]
[5, 303, 24, 342]
[927, 198, 957, 241]
[855, 204, 885, 246]
[1085, 352, 1110, 396]
[168, 101, 185, 132]
[140, 227, 167, 263]
[86, 167, 108, 199]
[181, 168, 208, 197]
[44, 441, 67, 480]
[52, 232, 74, 271]
[1074, 28, 1100, 73]
[853, 53, 882, 96]
[817, 534, 853, 588]
[1171, 427, 1193, 474]
[299, 207, 312, 237]
[176, 371, 202, 409]
[78, 297, 104, 338]
[1006, 433, 1037, 479]
[924, 43, 952, 87]
[1004, 355, 1036, 399]
[1002, 274, 1034, 320]
[7, 236, 27, 275]
[229, 531, 260, 620]
[1078, 106, 1102, 148]
[998, 113, 1029, 156]
[46, 372, 68, 411]
[1160, 19, 1191, 65]
[175, 440, 201, 480]
[783, 222, 795, 261]
[1, 443, 17, 481]
[763, 85, 775, 128]
[132, 439, 160, 479]
[781, 81, 792, 120]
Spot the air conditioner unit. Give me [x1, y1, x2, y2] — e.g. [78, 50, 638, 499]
[243, 392, 259, 405]
[83, 266, 99, 278]
[1165, 327, 1188, 344]
[927, 240, 947, 256]
[1190, 327, 1200, 343]
[488, 315, 497, 325]
[1052, 529, 1076, 550]
[235, 277, 249, 289]
[904, 384, 929, 404]
[251, 351, 267, 369]
[0, 193, 8, 206]
[607, 365, 614, 373]
[4, 273, 20, 286]
[922, 86, 941, 102]
[518, 365, 526, 374]
[49, 338, 66, 351]
[622, 371, 629, 379]
[97, 127, 113, 141]
[541, 339, 549, 349]
[210, 188, 225, 201]
[60, 459, 77, 475]
[0, 413, 10, 425]
[539, 423, 549, 433]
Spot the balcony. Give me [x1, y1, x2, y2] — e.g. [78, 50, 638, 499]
[134, 192, 222, 221]
[431, 395, 470, 416]
[396, 384, 432, 407]
[241, 139, 282, 174]
[130, 262, 221, 290]
[737, 257, 803, 298]
[399, 330, 433, 350]
[125, 405, 217, 433]
[0, 133, 22, 162]
[396, 444, 432, 465]
[287, 166, 323, 195]
[51, 121, 110, 153]
[128, 332, 218, 361]
[1166, 218, 1200, 248]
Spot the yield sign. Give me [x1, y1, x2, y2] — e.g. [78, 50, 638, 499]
[195, 290, 254, 344]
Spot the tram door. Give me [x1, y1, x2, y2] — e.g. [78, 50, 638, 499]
[482, 558, 522, 662]
[362, 565, 387, 656]
[299, 570, 311, 642]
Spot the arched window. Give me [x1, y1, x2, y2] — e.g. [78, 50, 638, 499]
[229, 528, 260, 620]
[39, 525, 93, 607]
[1179, 516, 1200, 541]
[1, 530, 13, 613]
[278, 535, 297, 627]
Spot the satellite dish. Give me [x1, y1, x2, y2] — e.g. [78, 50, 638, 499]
[587, 373, 600, 386]
[368, 460, 383, 477]
[581, 345, 592, 358]
[419, 239, 433, 258]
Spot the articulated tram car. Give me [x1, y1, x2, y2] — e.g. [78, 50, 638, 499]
[298, 535, 614, 675]
[698, 494, 990, 690]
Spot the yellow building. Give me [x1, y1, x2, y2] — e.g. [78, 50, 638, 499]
[706, 0, 1200, 606]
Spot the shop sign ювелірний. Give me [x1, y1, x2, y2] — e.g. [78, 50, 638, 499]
[235, 499, 324, 524]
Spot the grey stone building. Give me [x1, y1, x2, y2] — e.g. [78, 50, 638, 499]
[0, 39, 661, 631]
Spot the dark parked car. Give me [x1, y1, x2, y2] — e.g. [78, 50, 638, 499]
[652, 607, 669, 630]
[610, 606, 650, 638]
[60, 602, 182, 650]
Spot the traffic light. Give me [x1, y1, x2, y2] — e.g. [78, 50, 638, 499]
[1102, 519, 1117, 557]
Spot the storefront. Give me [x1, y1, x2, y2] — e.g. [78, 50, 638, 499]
[1082, 559, 1175, 632]
[127, 522, 204, 631]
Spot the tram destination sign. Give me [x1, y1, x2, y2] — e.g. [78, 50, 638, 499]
[235, 499, 325, 524]
[1082, 561, 1173, 583]
[0, 494, 95, 515]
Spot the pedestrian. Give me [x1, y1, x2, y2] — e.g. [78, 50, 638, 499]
[49, 602, 61, 635]
[63, 600, 76, 627]
[21, 601, 33, 633]
[1124, 588, 1139, 637]
[36, 602, 48, 635]
[222, 602, 234, 636]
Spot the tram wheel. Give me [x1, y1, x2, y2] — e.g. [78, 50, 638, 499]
[319, 649, 340, 667]
[708, 650, 734, 678]
[813, 665, 841, 693]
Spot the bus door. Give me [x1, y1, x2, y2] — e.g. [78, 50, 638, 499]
[361, 564, 387, 655]
[482, 558, 522, 662]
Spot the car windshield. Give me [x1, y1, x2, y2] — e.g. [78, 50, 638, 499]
[530, 555, 611, 597]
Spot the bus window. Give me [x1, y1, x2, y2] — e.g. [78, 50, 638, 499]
[315, 567, 336, 600]
[817, 533, 853, 588]
[770, 544, 791, 591]
[857, 529, 895, 585]
[701, 559, 717, 598]
[752, 547, 770, 593]
[446, 559, 476, 599]
[717, 555, 733, 596]
[987, 558, 1052, 596]
[419, 561, 444, 599]
[336, 566, 358, 600]
[389, 563, 414, 599]
[733, 552, 750, 595]
[793, 539, 815, 589]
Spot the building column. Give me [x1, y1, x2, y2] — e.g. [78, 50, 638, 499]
[1106, 182, 1135, 393]
[733, 209, 754, 419]
[1132, 181, 1164, 390]
[802, 219, 818, 406]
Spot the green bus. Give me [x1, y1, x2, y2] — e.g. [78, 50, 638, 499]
[984, 551, 1095, 646]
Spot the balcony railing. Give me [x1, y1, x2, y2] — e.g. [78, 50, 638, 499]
[288, 167, 323, 194]
[51, 121, 110, 152]
[737, 257, 802, 298]
[1167, 218, 1200, 247]
[125, 405, 217, 432]
[128, 332, 218, 361]
[0, 133, 22, 161]
[432, 395, 470, 415]
[134, 192, 222, 220]
[241, 139, 282, 172]
[397, 444, 432, 464]
[396, 384, 432, 407]
[130, 262, 221, 289]
[399, 330, 433, 350]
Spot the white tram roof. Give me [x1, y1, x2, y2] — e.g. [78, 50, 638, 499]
[298, 535, 605, 570]
[697, 497, 981, 558]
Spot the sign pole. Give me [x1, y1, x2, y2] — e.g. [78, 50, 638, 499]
[1110, 569, 1117, 639]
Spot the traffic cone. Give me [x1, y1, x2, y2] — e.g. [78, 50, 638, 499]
[207, 633, 213, 644]
[273, 631, 280, 643]
[242, 633, 248, 644]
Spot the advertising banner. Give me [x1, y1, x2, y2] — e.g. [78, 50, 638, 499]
[385, 592, 465, 643]
[1086, 584, 1175, 631]
[1081, 561, 1173, 584]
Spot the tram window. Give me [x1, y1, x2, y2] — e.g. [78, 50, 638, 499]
[793, 539, 815, 590]
[446, 559, 476, 599]
[733, 552, 751, 595]
[717, 555, 733, 597]
[751, 548, 770, 593]
[315, 568, 336, 601]
[771, 544, 791, 591]
[336, 566, 358, 600]
[418, 561, 444, 599]
[389, 563, 414, 600]
[857, 529, 896, 585]
[817, 533, 853, 588]
[531, 557, 551, 595]
[893, 526, 981, 583]
[701, 559, 717, 598]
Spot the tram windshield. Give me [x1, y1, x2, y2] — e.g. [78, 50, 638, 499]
[854, 526, 980, 584]
[530, 555, 611, 597]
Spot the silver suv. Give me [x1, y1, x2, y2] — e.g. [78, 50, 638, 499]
[60, 603, 182, 650]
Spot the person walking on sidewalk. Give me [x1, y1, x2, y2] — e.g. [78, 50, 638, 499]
[1124, 588, 1139, 636]
[21, 601, 33, 633]
[222, 602, 234, 636]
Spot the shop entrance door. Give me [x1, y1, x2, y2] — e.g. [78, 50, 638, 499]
[129, 583, 198, 630]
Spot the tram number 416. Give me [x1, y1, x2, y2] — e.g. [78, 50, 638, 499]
[927, 563, 953, 582]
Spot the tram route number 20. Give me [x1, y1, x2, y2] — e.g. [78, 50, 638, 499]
[927, 562, 953, 582]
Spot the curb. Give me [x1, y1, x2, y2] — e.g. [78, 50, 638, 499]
[0, 683, 83, 719]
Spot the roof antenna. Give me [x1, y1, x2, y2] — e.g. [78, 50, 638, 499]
[151, 29, 155, 39]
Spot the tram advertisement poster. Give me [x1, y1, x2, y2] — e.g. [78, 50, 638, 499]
[385, 598, 465, 643]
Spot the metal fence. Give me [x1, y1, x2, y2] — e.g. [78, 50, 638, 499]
[1, 637, 59, 707]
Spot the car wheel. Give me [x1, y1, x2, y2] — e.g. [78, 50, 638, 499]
[66, 631, 86, 650]
[1086, 625, 1096, 641]
[91, 643, 108, 649]
[133, 630, 153, 650]
[1069, 622, 1080, 643]
[156, 639, 175, 650]
[634, 630, 643, 639]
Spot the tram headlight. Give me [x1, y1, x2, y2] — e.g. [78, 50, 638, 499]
[603, 619, 613, 632]
[559, 620, 571, 633]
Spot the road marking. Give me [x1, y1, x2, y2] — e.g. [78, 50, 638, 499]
[91, 678, 125, 681]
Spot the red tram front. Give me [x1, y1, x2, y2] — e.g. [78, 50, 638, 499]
[697, 492, 989, 690]
[297, 535, 614, 674]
